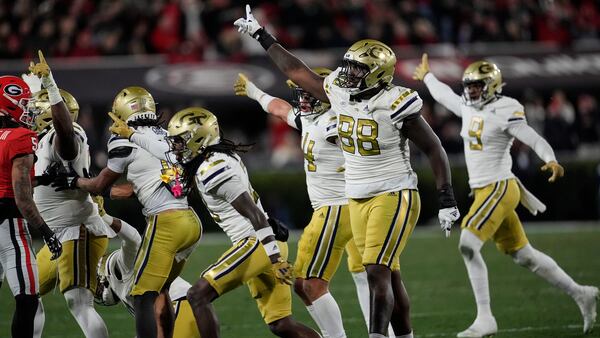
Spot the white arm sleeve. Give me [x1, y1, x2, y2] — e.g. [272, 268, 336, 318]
[507, 122, 557, 163]
[423, 73, 463, 116]
[130, 132, 170, 161]
[117, 219, 142, 269]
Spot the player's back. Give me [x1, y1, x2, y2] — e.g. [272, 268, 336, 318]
[0, 126, 36, 203]
[106, 126, 188, 216]
[459, 96, 523, 188]
[195, 152, 265, 243]
[324, 69, 422, 199]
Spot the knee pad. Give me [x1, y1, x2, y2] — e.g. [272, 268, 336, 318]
[511, 244, 536, 269]
[459, 230, 483, 260]
[64, 287, 93, 312]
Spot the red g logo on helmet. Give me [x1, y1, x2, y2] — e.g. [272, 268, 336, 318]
[4, 84, 24, 97]
[0, 76, 33, 127]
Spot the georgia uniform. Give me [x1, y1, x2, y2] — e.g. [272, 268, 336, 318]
[424, 73, 553, 253]
[323, 69, 422, 269]
[106, 125, 202, 296]
[35, 123, 111, 295]
[197, 152, 291, 325]
[285, 108, 360, 280]
[0, 126, 40, 296]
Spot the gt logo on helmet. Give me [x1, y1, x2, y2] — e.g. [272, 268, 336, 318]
[4, 84, 23, 96]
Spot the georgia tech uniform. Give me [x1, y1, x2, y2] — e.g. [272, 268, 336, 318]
[106, 126, 202, 295]
[101, 227, 200, 338]
[424, 73, 550, 253]
[197, 152, 291, 324]
[34, 124, 110, 295]
[323, 69, 422, 270]
[285, 108, 361, 280]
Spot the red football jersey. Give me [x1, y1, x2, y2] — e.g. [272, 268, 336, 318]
[0, 127, 37, 199]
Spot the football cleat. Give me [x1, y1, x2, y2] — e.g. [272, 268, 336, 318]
[457, 315, 497, 338]
[574, 285, 598, 334]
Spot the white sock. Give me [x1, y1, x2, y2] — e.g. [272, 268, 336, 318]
[459, 230, 492, 319]
[352, 271, 395, 336]
[307, 304, 329, 338]
[396, 331, 413, 338]
[512, 244, 581, 297]
[64, 287, 109, 338]
[34, 298, 45, 338]
[312, 293, 346, 338]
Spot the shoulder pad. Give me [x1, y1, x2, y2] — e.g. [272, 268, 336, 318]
[108, 146, 135, 159]
[108, 135, 137, 152]
[198, 153, 234, 188]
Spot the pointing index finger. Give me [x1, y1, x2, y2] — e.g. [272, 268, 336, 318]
[108, 112, 120, 123]
[246, 4, 252, 17]
[38, 50, 46, 64]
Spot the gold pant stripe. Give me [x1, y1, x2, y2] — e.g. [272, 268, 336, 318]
[213, 238, 260, 280]
[377, 191, 412, 265]
[307, 206, 341, 279]
[465, 180, 503, 229]
[201, 237, 251, 277]
[134, 215, 158, 285]
[469, 180, 507, 230]
[476, 180, 509, 230]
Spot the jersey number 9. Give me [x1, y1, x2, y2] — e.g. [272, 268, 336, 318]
[468, 116, 484, 151]
[338, 115, 381, 156]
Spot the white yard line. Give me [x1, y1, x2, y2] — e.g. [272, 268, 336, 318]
[416, 324, 582, 337]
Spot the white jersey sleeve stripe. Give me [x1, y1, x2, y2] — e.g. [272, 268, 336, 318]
[201, 166, 229, 185]
[390, 95, 419, 121]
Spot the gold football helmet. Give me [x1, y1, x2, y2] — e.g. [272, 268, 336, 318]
[111, 86, 156, 123]
[32, 89, 79, 133]
[286, 67, 332, 116]
[167, 107, 221, 163]
[336, 39, 396, 94]
[462, 61, 504, 107]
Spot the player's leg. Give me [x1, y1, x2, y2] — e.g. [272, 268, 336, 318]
[497, 211, 599, 333]
[58, 228, 109, 338]
[172, 299, 201, 338]
[155, 289, 174, 338]
[363, 190, 419, 337]
[295, 205, 351, 338]
[34, 244, 56, 338]
[458, 179, 518, 337]
[2, 218, 41, 338]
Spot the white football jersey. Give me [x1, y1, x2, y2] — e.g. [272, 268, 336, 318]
[423, 74, 528, 188]
[323, 69, 422, 199]
[106, 126, 188, 216]
[34, 124, 109, 241]
[195, 152, 266, 243]
[286, 109, 347, 209]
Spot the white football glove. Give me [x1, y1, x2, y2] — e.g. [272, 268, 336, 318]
[438, 206, 460, 238]
[234, 4, 262, 37]
[21, 73, 42, 94]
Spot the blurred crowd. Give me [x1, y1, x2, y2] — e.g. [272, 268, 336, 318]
[1, 0, 599, 61]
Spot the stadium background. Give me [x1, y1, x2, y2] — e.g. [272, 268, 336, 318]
[0, 0, 599, 337]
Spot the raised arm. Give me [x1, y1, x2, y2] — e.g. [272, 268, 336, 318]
[402, 116, 460, 237]
[29, 50, 77, 160]
[234, 73, 292, 121]
[234, 5, 327, 102]
[413, 54, 462, 116]
[12, 155, 62, 259]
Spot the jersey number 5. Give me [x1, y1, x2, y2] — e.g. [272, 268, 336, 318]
[338, 115, 381, 156]
[468, 116, 484, 150]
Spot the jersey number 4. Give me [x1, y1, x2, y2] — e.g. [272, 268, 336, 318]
[338, 115, 381, 156]
[468, 116, 484, 151]
[301, 133, 317, 172]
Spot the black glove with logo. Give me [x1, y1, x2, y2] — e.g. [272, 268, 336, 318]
[39, 224, 62, 260]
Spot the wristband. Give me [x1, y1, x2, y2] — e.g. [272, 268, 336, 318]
[101, 213, 114, 226]
[44, 73, 63, 105]
[256, 226, 275, 242]
[438, 183, 457, 208]
[258, 93, 275, 112]
[263, 240, 281, 257]
[252, 28, 277, 50]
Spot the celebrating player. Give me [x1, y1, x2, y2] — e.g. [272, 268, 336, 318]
[52, 86, 202, 338]
[235, 6, 460, 338]
[91, 195, 200, 338]
[0, 74, 62, 338]
[235, 71, 394, 337]
[27, 51, 110, 338]
[413, 54, 599, 336]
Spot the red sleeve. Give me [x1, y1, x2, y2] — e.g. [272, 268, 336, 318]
[9, 129, 38, 161]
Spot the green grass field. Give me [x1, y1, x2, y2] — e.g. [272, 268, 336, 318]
[1, 225, 599, 338]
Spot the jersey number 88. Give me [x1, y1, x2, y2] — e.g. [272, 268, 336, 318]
[338, 115, 381, 156]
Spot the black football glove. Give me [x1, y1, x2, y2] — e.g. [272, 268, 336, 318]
[51, 170, 80, 192]
[34, 162, 62, 186]
[268, 217, 289, 242]
[39, 224, 62, 260]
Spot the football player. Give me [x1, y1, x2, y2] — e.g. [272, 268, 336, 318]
[0, 74, 61, 338]
[52, 87, 202, 338]
[413, 54, 599, 336]
[235, 6, 460, 338]
[27, 51, 110, 338]
[112, 106, 317, 337]
[91, 195, 200, 338]
[234, 71, 394, 337]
